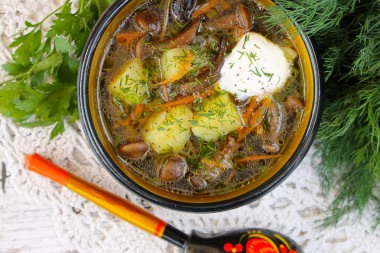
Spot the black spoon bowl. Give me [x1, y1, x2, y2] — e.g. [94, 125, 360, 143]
[176, 227, 302, 253]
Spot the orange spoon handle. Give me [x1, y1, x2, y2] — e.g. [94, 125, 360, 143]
[25, 154, 167, 237]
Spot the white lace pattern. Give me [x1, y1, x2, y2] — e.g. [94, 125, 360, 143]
[0, 1, 378, 252]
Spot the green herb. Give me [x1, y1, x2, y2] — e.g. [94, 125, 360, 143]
[0, 0, 113, 139]
[246, 53, 253, 65]
[266, 0, 380, 228]
[250, 67, 262, 77]
[186, 136, 218, 169]
[261, 68, 274, 82]
[243, 34, 249, 49]
[199, 111, 215, 118]
[249, 52, 259, 61]
[188, 119, 198, 125]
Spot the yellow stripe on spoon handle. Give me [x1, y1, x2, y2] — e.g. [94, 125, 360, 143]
[24, 153, 188, 247]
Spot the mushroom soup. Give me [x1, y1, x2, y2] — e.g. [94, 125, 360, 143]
[99, 0, 305, 195]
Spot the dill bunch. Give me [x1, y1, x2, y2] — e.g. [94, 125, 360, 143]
[266, 0, 380, 227]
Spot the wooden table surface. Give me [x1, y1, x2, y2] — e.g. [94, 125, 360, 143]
[0, 171, 73, 253]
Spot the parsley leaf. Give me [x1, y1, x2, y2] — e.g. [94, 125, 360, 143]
[0, 0, 113, 138]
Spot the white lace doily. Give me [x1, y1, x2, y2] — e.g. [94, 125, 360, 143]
[0, 1, 378, 252]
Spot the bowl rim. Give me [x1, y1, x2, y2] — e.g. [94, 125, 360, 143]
[78, 0, 323, 212]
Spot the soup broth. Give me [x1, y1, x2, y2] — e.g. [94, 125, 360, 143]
[99, 0, 305, 196]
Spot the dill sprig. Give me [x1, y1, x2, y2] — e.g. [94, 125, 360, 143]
[265, 0, 380, 228]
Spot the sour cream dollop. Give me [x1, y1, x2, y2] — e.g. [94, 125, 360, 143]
[219, 32, 291, 100]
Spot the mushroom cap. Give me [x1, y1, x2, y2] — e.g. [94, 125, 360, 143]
[160, 157, 188, 182]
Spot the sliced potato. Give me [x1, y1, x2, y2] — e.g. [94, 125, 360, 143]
[280, 46, 298, 63]
[108, 59, 148, 105]
[161, 47, 192, 81]
[160, 46, 206, 82]
[192, 93, 242, 142]
[144, 105, 193, 154]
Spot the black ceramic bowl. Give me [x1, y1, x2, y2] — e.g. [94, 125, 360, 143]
[78, 0, 323, 212]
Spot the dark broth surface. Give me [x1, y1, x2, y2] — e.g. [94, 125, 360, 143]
[99, 0, 305, 196]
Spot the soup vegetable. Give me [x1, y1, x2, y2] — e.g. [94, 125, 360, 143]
[100, 0, 305, 195]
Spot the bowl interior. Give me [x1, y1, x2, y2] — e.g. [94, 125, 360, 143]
[79, 0, 321, 211]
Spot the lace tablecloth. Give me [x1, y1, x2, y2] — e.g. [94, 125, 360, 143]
[0, 0, 378, 252]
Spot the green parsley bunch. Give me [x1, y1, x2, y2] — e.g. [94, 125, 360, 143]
[0, 0, 112, 139]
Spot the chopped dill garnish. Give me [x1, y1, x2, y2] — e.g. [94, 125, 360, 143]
[250, 52, 259, 61]
[237, 51, 245, 60]
[188, 119, 198, 125]
[246, 52, 253, 65]
[250, 67, 262, 77]
[260, 68, 274, 82]
[199, 111, 215, 118]
[186, 136, 217, 169]
[243, 34, 250, 49]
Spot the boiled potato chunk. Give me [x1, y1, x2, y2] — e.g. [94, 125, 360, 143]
[192, 93, 242, 142]
[161, 47, 192, 81]
[108, 59, 148, 105]
[144, 105, 193, 154]
[161, 46, 206, 81]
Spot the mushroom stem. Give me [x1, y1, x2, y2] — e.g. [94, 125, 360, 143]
[160, 0, 171, 38]
[189, 137, 240, 190]
[263, 102, 282, 153]
[205, 4, 252, 33]
[178, 36, 227, 95]
[135, 17, 202, 60]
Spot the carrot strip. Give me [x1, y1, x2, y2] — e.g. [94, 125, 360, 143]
[119, 117, 131, 127]
[237, 98, 272, 142]
[242, 97, 258, 124]
[235, 154, 282, 163]
[117, 104, 145, 126]
[152, 96, 196, 108]
[155, 52, 193, 86]
[255, 123, 264, 136]
[201, 158, 230, 169]
[202, 88, 214, 96]
[151, 88, 214, 108]
[115, 32, 144, 46]
[237, 98, 257, 133]
[133, 104, 145, 119]
[201, 158, 219, 167]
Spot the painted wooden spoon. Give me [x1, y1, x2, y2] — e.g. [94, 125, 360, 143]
[25, 153, 303, 253]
